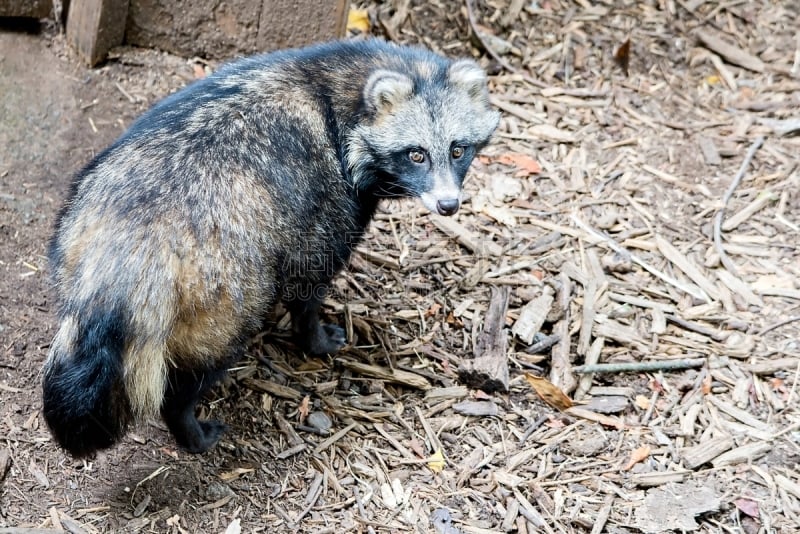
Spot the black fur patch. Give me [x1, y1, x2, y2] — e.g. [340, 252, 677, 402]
[42, 308, 132, 457]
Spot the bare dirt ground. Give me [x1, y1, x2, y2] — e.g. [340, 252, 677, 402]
[1, 1, 799, 533]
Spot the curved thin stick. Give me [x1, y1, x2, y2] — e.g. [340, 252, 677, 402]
[713, 136, 764, 276]
[464, 0, 546, 88]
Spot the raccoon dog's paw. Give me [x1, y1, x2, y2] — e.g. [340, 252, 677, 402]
[305, 323, 347, 356]
[177, 420, 228, 454]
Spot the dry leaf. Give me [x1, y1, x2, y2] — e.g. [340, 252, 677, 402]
[701, 373, 712, 395]
[481, 205, 517, 227]
[408, 437, 426, 458]
[28, 459, 49, 488]
[445, 311, 463, 328]
[425, 302, 442, 318]
[158, 447, 180, 460]
[544, 416, 566, 429]
[614, 37, 631, 75]
[347, 9, 370, 34]
[769, 377, 787, 398]
[649, 379, 666, 393]
[218, 467, 255, 482]
[734, 498, 760, 518]
[738, 86, 755, 99]
[635, 395, 651, 410]
[472, 389, 492, 401]
[495, 153, 542, 177]
[524, 373, 573, 411]
[427, 449, 446, 473]
[298, 395, 311, 422]
[623, 445, 651, 470]
[296, 359, 326, 372]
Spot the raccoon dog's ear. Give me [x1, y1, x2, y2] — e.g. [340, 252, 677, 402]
[448, 59, 490, 104]
[364, 70, 414, 114]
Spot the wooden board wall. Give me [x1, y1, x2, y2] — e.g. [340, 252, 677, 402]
[64, 0, 350, 66]
[0, 0, 53, 18]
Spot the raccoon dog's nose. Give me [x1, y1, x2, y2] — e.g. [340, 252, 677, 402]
[436, 199, 460, 216]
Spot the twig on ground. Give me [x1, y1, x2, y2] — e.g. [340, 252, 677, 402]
[523, 334, 561, 354]
[713, 136, 764, 276]
[571, 215, 708, 301]
[757, 316, 800, 336]
[464, 0, 546, 88]
[573, 358, 706, 374]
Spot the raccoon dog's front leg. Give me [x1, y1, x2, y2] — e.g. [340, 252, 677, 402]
[285, 283, 347, 356]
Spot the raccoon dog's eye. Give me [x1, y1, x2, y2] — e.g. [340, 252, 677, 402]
[451, 146, 465, 159]
[408, 149, 426, 164]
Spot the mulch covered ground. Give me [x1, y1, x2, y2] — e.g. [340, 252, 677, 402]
[1, 1, 798, 532]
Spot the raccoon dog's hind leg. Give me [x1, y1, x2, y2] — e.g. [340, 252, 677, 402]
[160, 358, 236, 454]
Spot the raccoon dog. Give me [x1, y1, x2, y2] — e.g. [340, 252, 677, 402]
[43, 39, 500, 457]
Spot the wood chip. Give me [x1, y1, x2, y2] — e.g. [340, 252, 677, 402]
[697, 136, 721, 166]
[711, 442, 771, 467]
[0, 448, 10, 484]
[458, 286, 510, 393]
[424, 386, 469, 401]
[655, 235, 718, 302]
[452, 400, 499, 417]
[630, 471, 689, 487]
[695, 30, 765, 72]
[744, 358, 799, 375]
[681, 436, 734, 469]
[337, 359, 431, 389]
[707, 395, 771, 431]
[715, 269, 764, 307]
[430, 216, 503, 257]
[511, 288, 554, 344]
[242, 378, 302, 400]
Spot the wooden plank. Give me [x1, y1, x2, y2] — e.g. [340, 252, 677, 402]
[0, 0, 52, 17]
[66, 0, 128, 66]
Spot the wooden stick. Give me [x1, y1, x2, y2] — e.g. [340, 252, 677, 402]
[573, 358, 706, 374]
[458, 286, 511, 392]
[571, 215, 708, 301]
[757, 315, 800, 336]
[713, 136, 764, 276]
[464, 0, 546, 88]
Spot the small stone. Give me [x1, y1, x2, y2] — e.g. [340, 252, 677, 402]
[205, 481, 235, 501]
[307, 411, 333, 433]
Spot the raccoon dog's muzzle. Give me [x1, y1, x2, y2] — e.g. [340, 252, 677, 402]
[420, 173, 462, 216]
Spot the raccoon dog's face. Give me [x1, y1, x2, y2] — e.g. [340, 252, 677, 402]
[350, 59, 500, 216]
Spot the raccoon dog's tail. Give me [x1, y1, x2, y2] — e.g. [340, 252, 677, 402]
[42, 308, 134, 457]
